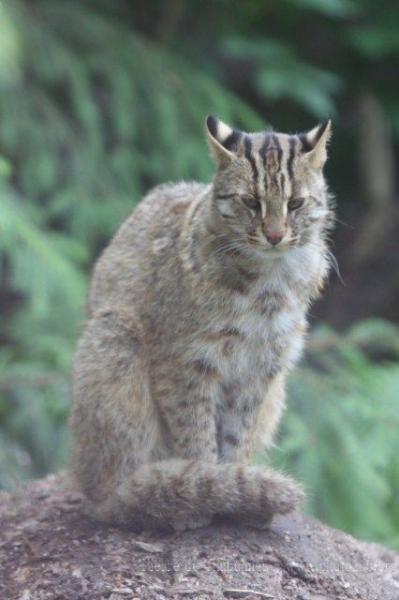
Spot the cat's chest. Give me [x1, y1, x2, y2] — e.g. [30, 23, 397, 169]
[227, 287, 305, 375]
[188, 246, 324, 382]
[197, 280, 306, 388]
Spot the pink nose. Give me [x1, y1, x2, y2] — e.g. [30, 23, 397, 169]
[265, 231, 284, 246]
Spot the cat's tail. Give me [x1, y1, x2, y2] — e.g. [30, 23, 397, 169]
[89, 459, 304, 530]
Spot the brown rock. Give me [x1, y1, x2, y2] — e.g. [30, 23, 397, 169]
[0, 475, 398, 600]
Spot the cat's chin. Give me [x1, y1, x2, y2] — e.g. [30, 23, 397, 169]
[251, 244, 294, 257]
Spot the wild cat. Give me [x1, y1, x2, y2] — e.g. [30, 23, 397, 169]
[70, 115, 333, 530]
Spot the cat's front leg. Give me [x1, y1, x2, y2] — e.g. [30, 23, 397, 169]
[216, 380, 264, 463]
[155, 365, 219, 463]
[154, 368, 219, 530]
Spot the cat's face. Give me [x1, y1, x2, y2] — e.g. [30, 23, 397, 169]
[206, 116, 332, 255]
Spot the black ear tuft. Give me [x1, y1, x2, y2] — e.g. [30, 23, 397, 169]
[300, 120, 332, 169]
[310, 120, 331, 150]
[206, 115, 218, 138]
[205, 115, 241, 168]
[300, 120, 332, 153]
[205, 115, 242, 151]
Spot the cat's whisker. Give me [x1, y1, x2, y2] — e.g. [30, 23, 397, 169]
[211, 240, 247, 258]
[211, 236, 250, 256]
[334, 217, 354, 230]
[326, 249, 344, 284]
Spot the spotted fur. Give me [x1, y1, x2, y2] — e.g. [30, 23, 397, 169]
[70, 115, 334, 531]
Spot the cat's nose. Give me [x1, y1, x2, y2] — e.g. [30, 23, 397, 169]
[265, 231, 284, 246]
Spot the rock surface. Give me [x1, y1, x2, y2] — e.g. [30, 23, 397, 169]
[0, 475, 398, 600]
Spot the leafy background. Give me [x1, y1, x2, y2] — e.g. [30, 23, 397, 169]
[1, 0, 399, 548]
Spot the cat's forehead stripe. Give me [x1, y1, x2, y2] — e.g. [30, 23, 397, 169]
[280, 171, 286, 196]
[257, 133, 268, 194]
[270, 135, 283, 193]
[244, 136, 259, 188]
[272, 134, 283, 170]
[287, 136, 296, 181]
[259, 132, 272, 156]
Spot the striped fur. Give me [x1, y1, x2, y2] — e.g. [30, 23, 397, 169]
[206, 114, 333, 250]
[70, 116, 334, 531]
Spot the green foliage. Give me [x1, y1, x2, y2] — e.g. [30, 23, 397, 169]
[222, 38, 342, 117]
[285, 0, 358, 17]
[270, 320, 399, 549]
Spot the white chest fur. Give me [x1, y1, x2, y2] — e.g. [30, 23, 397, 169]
[185, 243, 326, 391]
[204, 244, 323, 378]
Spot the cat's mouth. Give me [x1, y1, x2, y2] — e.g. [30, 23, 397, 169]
[248, 238, 297, 253]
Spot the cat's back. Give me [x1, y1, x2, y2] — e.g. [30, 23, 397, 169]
[87, 181, 208, 315]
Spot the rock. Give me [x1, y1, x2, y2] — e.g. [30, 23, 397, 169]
[0, 475, 398, 600]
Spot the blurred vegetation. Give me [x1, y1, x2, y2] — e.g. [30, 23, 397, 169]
[272, 320, 399, 549]
[0, 0, 398, 548]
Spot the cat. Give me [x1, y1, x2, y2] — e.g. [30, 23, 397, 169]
[70, 115, 333, 530]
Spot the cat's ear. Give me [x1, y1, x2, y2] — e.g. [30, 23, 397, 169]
[301, 120, 332, 170]
[205, 115, 241, 169]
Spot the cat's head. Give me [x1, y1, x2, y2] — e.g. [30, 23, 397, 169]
[206, 115, 332, 254]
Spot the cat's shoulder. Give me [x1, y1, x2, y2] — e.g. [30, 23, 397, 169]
[140, 180, 209, 213]
[109, 180, 209, 250]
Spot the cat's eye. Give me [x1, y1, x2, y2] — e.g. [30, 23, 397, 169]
[241, 195, 260, 211]
[288, 197, 305, 211]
